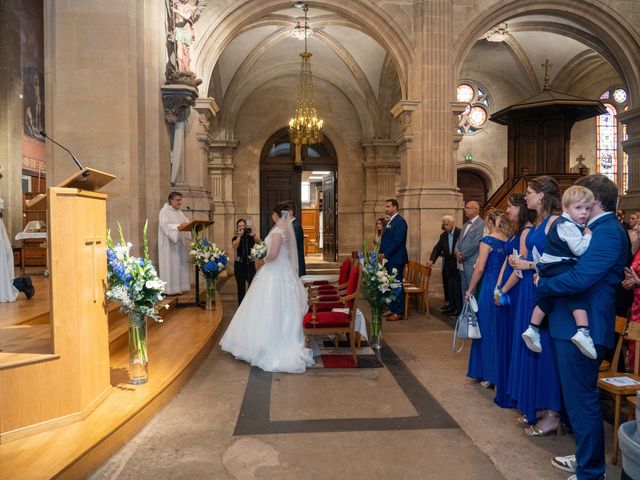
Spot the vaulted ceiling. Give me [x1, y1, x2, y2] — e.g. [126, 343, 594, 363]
[204, 5, 624, 134]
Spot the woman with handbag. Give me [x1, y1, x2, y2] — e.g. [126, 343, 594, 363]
[493, 193, 536, 408]
[465, 210, 512, 388]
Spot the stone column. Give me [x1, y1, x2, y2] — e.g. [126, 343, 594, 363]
[0, 1, 23, 240]
[619, 107, 640, 212]
[208, 139, 238, 256]
[361, 138, 399, 237]
[394, 0, 463, 263]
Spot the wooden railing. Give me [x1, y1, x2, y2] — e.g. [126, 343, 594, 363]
[482, 173, 586, 215]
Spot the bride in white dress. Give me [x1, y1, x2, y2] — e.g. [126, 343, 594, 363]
[219, 203, 314, 373]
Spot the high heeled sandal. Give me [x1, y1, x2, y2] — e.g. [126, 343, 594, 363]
[523, 412, 563, 437]
[515, 411, 544, 426]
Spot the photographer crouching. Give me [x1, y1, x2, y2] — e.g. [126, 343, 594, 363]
[232, 219, 261, 304]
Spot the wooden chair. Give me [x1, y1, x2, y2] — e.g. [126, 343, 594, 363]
[403, 261, 431, 319]
[303, 264, 361, 364]
[597, 316, 637, 465]
[599, 315, 629, 374]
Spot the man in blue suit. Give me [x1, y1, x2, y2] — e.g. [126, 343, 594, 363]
[379, 198, 408, 321]
[537, 175, 629, 480]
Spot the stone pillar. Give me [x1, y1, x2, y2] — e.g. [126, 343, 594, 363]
[394, 0, 463, 263]
[361, 138, 399, 237]
[208, 139, 238, 256]
[619, 107, 640, 212]
[45, 1, 171, 259]
[0, 1, 23, 240]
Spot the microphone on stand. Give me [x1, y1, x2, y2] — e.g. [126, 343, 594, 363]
[39, 131, 90, 178]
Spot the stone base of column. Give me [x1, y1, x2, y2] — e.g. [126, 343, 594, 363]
[397, 187, 465, 263]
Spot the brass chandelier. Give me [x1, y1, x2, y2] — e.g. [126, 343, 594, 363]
[288, 4, 323, 145]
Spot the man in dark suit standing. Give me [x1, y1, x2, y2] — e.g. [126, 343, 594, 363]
[284, 200, 306, 276]
[537, 175, 629, 480]
[379, 198, 408, 321]
[427, 215, 462, 316]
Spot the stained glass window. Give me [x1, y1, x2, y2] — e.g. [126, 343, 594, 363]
[457, 81, 490, 134]
[596, 87, 629, 193]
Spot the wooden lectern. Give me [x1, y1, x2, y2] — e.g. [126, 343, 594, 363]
[177, 220, 213, 309]
[0, 168, 115, 443]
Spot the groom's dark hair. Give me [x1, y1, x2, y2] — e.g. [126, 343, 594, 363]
[282, 199, 297, 215]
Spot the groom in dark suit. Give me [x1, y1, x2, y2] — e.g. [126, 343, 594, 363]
[379, 198, 408, 321]
[537, 175, 629, 480]
[284, 200, 306, 276]
[427, 215, 462, 316]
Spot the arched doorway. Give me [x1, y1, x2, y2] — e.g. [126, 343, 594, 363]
[457, 169, 488, 220]
[260, 129, 338, 261]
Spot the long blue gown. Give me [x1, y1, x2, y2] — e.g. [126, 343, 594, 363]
[506, 216, 563, 423]
[467, 236, 506, 385]
[494, 229, 528, 408]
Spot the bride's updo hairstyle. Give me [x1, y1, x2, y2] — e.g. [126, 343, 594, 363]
[273, 201, 289, 217]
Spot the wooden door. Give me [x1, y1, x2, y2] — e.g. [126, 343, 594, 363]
[457, 170, 488, 222]
[322, 173, 337, 261]
[259, 170, 301, 239]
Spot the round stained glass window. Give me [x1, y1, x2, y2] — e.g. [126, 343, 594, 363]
[613, 88, 627, 104]
[468, 106, 487, 128]
[457, 84, 474, 103]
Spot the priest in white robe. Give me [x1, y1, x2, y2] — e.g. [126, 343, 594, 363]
[158, 192, 191, 295]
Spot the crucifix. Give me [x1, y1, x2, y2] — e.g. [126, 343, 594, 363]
[85, 221, 103, 303]
[542, 59, 553, 91]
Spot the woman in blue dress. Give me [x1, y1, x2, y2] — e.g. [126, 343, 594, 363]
[508, 176, 564, 436]
[493, 193, 536, 408]
[466, 210, 512, 387]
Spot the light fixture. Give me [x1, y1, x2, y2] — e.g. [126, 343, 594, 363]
[484, 23, 509, 42]
[311, 171, 330, 174]
[288, 3, 323, 152]
[289, 18, 312, 40]
[308, 176, 324, 180]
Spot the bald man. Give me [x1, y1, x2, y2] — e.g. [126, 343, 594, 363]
[455, 201, 485, 300]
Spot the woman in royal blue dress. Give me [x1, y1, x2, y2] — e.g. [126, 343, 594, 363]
[493, 193, 536, 408]
[508, 176, 563, 436]
[466, 210, 512, 387]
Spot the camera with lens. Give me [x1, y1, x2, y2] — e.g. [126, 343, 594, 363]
[243, 227, 252, 236]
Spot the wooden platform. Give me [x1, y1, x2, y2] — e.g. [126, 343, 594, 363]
[0, 284, 224, 479]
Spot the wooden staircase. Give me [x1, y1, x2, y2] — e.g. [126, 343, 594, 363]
[482, 173, 585, 216]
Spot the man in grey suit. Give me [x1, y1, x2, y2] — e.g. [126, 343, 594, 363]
[455, 201, 485, 304]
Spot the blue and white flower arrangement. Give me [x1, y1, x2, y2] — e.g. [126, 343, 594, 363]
[190, 233, 228, 279]
[357, 244, 402, 308]
[106, 221, 167, 322]
[358, 242, 402, 343]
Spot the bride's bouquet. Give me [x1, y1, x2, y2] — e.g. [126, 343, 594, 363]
[249, 242, 267, 261]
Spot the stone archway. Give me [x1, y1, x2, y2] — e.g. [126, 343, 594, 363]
[452, 0, 640, 107]
[457, 168, 489, 220]
[259, 128, 338, 259]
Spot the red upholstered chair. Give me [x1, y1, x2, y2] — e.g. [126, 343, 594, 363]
[306, 258, 352, 296]
[303, 264, 361, 364]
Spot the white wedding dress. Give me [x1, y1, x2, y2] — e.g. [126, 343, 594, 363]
[219, 220, 314, 373]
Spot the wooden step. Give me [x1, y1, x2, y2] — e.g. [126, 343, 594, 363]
[0, 294, 224, 479]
